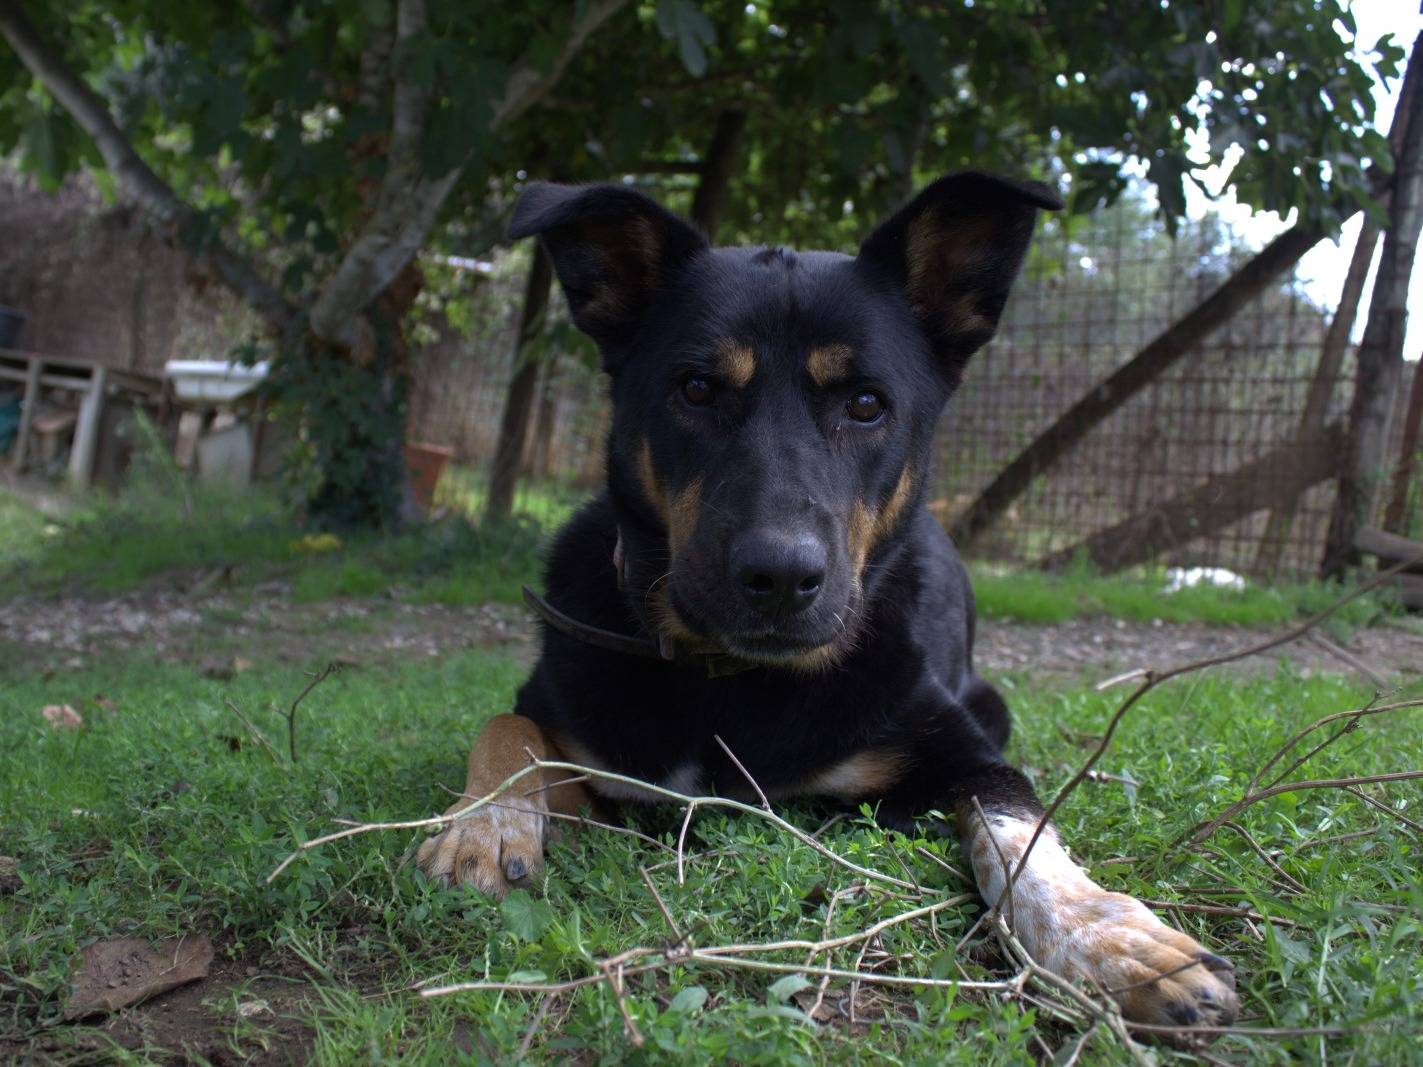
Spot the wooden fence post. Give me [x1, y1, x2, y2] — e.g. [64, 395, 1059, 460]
[11, 354, 42, 473]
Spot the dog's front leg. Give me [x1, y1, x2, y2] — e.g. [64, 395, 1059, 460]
[954, 768, 1239, 1036]
[417, 714, 592, 898]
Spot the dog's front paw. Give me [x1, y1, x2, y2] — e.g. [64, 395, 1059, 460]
[416, 798, 547, 899]
[1049, 892, 1238, 1037]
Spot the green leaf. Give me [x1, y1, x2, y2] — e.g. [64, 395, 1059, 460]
[500, 890, 553, 942]
[668, 985, 709, 1013]
[766, 974, 812, 1002]
[656, 0, 715, 77]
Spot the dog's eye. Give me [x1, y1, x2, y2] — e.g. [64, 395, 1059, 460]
[681, 377, 716, 407]
[847, 391, 884, 423]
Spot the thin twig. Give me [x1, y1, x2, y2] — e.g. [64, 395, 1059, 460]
[222, 698, 282, 764]
[714, 733, 771, 811]
[1177, 770, 1423, 850]
[515, 993, 557, 1060]
[276, 662, 342, 764]
[1013, 558, 1423, 891]
[272, 757, 916, 891]
[1341, 785, 1423, 834]
[639, 866, 682, 942]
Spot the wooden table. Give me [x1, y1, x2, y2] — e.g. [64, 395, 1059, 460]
[0, 349, 164, 487]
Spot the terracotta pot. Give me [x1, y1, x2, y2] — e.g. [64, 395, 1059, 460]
[403, 442, 455, 513]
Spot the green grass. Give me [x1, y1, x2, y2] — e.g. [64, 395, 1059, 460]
[0, 470, 553, 608]
[0, 487, 57, 569]
[2, 479, 1404, 638]
[3, 650, 1419, 1064]
[970, 564, 1396, 630]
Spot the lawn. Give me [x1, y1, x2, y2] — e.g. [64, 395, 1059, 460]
[3, 643, 1420, 1064]
[0, 478, 1401, 631]
[2, 477, 1420, 1062]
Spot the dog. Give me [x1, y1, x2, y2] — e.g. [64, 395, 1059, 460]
[417, 172, 1239, 1034]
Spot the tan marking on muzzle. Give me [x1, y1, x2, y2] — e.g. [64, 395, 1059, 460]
[668, 476, 703, 560]
[637, 439, 668, 521]
[715, 339, 756, 389]
[847, 466, 916, 575]
[806, 343, 854, 387]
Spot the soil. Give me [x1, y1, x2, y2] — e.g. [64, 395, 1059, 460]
[0, 580, 534, 673]
[3, 580, 1421, 684]
[5, 954, 318, 1066]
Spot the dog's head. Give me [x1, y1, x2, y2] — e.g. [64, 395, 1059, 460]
[511, 173, 1060, 670]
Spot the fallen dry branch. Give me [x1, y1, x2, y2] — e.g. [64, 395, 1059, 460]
[264, 561, 1421, 1056]
[1009, 554, 1423, 891]
[269, 757, 917, 891]
[1176, 767, 1423, 851]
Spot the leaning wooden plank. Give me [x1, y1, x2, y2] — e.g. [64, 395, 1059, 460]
[68, 364, 107, 488]
[1355, 527, 1423, 573]
[1039, 423, 1343, 574]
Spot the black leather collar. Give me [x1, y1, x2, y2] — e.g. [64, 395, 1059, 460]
[521, 586, 759, 678]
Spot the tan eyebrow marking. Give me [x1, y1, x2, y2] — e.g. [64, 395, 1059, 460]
[714, 339, 756, 389]
[806, 344, 854, 387]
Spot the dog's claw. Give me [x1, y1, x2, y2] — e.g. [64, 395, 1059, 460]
[416, 802, 547, 899]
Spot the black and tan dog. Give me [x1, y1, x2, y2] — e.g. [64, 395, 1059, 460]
[417, 173, 1239, 1033]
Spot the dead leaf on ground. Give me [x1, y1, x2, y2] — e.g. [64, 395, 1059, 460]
[65, 934, 214, 1020]
[42, 704, 84, 729]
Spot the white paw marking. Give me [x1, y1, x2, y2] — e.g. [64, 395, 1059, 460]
[966, 810, 1239, 1033]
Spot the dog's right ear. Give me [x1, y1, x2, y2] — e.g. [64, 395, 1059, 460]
[508, 183, 709, 355]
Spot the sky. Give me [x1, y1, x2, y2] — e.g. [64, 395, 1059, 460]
[1189, 1, 1423, 360]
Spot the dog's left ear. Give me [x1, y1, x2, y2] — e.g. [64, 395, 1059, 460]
[857, 171, 1062, 369]
[508, 182, 709, 358]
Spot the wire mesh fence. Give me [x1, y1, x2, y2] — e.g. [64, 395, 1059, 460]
[413, 202, 1420, 581]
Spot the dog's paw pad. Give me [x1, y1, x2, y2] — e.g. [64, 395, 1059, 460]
[416, 802, 546, 899]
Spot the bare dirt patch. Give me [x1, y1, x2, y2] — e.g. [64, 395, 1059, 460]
[2, 582, 1420, 683]
[974, 615, 1423, 684]
[0, 581, 534, 672]
[4, 956, 317, 1066]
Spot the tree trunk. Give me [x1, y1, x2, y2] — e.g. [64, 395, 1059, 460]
[950, 223, 1327, 551]
[1041, 423, 1344, 574]
[484, 242, 555, 522]
[1322, 37, 1423, 578]
[689, 109, 748, 239]
[2, 0, 630, 529]
[1383, 361, 1423, 532]
[1252, 219, 1379, 575]
[1258, 46, 1423, 571]
[527, 354, 562, 481]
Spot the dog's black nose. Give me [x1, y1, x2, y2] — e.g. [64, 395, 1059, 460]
[731, 531, 827, 616]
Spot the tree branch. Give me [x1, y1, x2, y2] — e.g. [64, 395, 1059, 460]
[0, 0, 297, 333]
[307, 0, 631, 348]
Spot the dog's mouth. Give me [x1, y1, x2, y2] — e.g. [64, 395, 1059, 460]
[664, 589, 852, 668]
